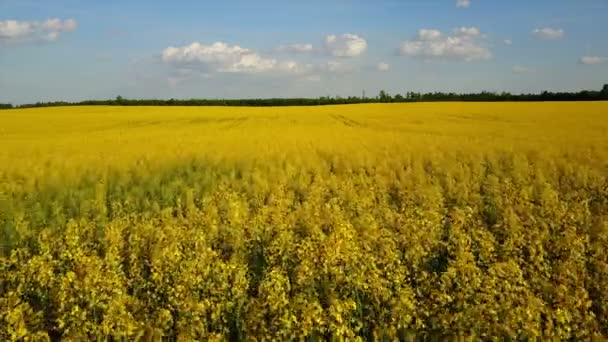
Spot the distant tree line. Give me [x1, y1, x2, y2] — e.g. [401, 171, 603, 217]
[2, 85, 607, 110]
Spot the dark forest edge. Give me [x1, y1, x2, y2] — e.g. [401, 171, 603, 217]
[2, 84, 607, 109]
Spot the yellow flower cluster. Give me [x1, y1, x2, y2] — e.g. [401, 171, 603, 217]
[1, 102, 607, 339]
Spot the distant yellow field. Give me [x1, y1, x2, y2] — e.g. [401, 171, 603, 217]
[1, 102, 607, 181]
[1, 102, 608, 339]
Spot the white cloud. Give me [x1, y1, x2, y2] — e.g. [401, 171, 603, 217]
[42, 18, 77, 33]
[0, 18, 77, 43]
[512, 65, 531, 74]
[162, 41, 308, 74]
[504, 39, 513, 46]
[453, 27, 481, 37]
[377, 62, 390, 71]
[0, 20, 32, 41]
[399, 27, 491, 62]
[456, 0, 471, 8]
[325, 33, 367, 57]
[533, 28, 564, 40]
[417, 29, 442, 41]
[277, 43, 314, 53]
[579, 56, 608, 65]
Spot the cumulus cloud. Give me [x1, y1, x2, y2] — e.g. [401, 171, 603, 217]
[453, 27, 481, 37]
[399, 27, 491, 61]
[504, 39, 513, 46]
[0, 18, 77, 43]
[324, 33, 367, 57]
[533, 28, 564, 40]
[162, 41, 309, 74]
[377, 62, 390, 71]
[417, 29, 442, 41]
[277, 43, 314, 53]
[456, 0, 471, 8]
[579, 56, 608, 65]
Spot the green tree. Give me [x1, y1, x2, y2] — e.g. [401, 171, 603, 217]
[601, 84, 608, 99]
[378, 90, 391, 103]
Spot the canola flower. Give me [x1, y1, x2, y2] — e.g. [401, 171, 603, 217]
[1, 102, 607, 339]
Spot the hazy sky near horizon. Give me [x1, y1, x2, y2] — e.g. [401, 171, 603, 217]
[1, 0, 607, 104]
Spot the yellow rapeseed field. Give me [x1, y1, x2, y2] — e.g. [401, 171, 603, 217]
[1, 102, 608, 339]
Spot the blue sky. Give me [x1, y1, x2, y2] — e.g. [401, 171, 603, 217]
[1, 0, 607, 104]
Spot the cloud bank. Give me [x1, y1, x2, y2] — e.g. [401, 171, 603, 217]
[277, 43, 314, 53]
[324, 33, 367, 57]
[456, 0, 471, 8]
[162, 42, 309, 74]
[399, 27, 491, 61]
[0, 18, 77, 43]
[579, 56, 607, 65]
[532, 28, 564, 40]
